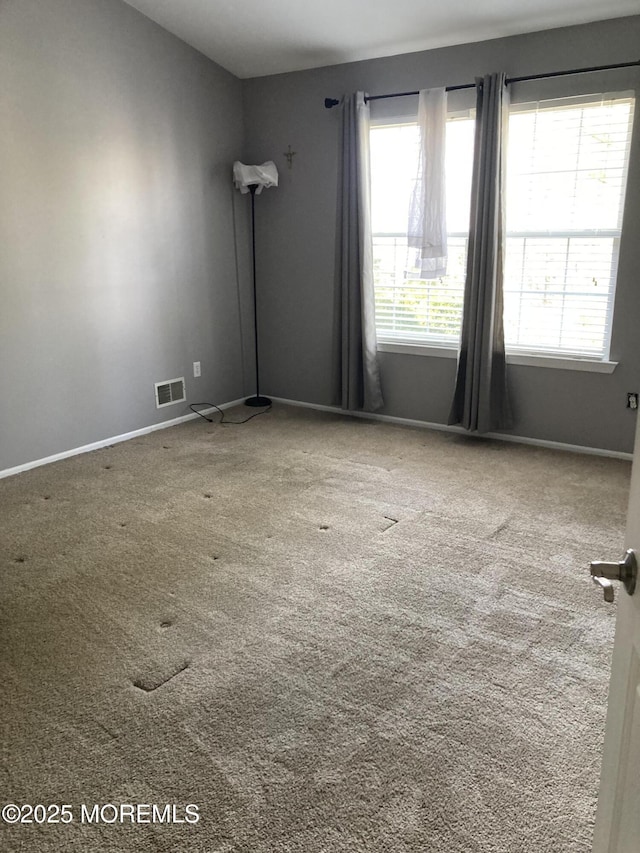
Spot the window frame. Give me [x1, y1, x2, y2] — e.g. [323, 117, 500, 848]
[371, 108, 474, 350]
[370, 90, 634, 371]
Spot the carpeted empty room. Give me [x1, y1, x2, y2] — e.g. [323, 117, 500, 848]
[0, 404, 628, 852]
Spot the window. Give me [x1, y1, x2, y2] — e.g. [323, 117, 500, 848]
[504, 96, 634, 359]
[370, 116, 474, 345]
[370, 93, 635, 362]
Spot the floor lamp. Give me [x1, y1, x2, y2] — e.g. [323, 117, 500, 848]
[233, 160, 278, 408]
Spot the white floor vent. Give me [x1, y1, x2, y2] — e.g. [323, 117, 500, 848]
[155, 377, 186, 409]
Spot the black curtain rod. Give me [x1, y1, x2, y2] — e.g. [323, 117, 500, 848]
[324, 59, 640, 108]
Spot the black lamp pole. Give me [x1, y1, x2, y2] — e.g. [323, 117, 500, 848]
[245, 183, 271, 408]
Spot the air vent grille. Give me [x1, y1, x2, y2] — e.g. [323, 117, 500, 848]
[154, 377, 186, 409]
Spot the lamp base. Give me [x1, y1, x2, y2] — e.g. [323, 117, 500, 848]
[245, 395, 272, 408]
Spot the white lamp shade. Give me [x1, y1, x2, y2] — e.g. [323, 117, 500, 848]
[233, 160, 279, 194]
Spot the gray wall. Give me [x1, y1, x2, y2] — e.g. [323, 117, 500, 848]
[0, 0, 249, 471]
[2, 7, 639, 470]
[242, 17, 640, 453]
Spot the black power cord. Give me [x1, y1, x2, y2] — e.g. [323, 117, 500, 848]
[189, 402, 271, 425]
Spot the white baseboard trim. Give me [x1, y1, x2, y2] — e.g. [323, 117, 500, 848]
[269, 396, 633, 461]
[2, 394, 631, 480]
[0, 398, 246, 481]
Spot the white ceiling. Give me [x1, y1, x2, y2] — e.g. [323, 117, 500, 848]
[122, 0, 640, 78]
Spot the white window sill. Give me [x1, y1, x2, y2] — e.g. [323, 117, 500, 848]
[378, 342, 458, 359]
[507, 353, 617, 373]
[377, 341, 618, 374]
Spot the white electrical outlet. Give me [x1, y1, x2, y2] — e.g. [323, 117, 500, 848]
[193, 361, 201, 378]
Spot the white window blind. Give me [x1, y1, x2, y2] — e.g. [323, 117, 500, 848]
[504, 94, 635, 359]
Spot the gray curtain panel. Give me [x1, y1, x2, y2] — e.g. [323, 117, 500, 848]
[448, 73, 513, 433]
[338, 92, 384, 412]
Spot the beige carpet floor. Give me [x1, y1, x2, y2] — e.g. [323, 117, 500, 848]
[0, 404, 630, 852]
